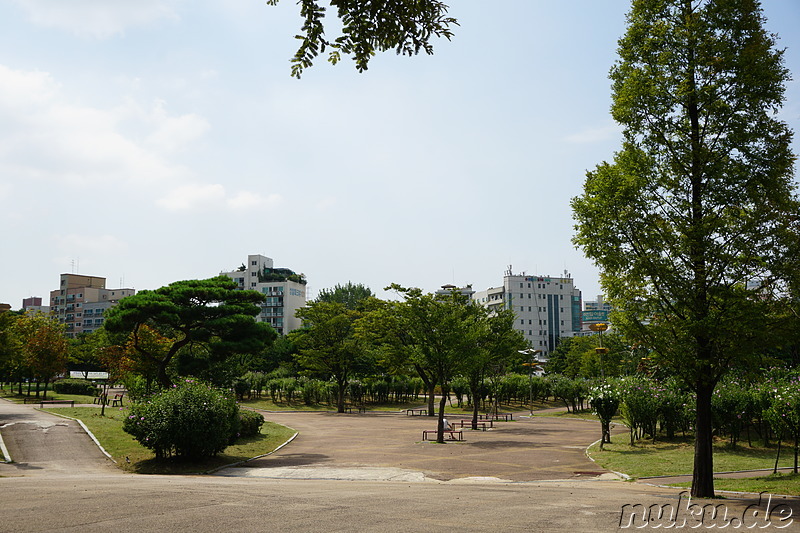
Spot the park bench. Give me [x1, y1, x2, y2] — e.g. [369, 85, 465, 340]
[454, 419, 491, 431]
[93, 394, 108, 406]
[343, 404, 366, 414]
[422, 429, 463, 441]
[478, 412, 513, 421]
[38, 400, 75, 407]
[406, 408, 427, 416]
[111, 394, 124, 407]
[22, 397, 42, 404]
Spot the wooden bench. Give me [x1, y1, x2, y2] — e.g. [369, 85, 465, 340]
[455, 419, 491, 431]
[93, 394, 109, 405]
[406, 408, 427, 416]
[111, 394, 124, 407]
[22, 397, 42, 404]
[422, 429, 463, 441]
[343, 405, 366, 414]
[479, 412, 513, 421]
[39, 400, 75, 407]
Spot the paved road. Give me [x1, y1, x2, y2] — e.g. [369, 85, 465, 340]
[1, 400, 797, 531]
[0, 398, 117, 476]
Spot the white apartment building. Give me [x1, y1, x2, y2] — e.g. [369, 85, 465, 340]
[219, 254, 307, 335]
[49, 274, 135, 338]
[473, 269, 582, 357]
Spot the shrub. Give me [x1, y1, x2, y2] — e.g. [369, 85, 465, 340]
[238, 409, 265, 438]
[52, 378, 97, 396]
[123, 380, 239, 460]
[589, 381, 620, 447]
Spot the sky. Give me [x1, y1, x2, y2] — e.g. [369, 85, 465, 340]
[1, 0, 799, 309]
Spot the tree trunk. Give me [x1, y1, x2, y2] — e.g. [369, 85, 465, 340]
[691, 381, 715, 498]
[336, 377, 347, 413]
[427, 382, 436, 416]
[436, 385, 449, 444]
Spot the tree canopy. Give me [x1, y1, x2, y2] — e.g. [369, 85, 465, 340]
[267, 0, 458, 77]
[103, 277, 276, 388]
[315, 282, 374, 310]
[572, 0, 799, 498]
[291, 300, 370, 412]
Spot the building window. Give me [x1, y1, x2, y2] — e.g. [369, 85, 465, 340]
[252, 260, 257, 265]
[520, 319, 524, 325]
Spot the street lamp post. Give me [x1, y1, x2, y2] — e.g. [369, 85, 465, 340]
[588, 323, 609, 378]
[520, 348, 542, 417]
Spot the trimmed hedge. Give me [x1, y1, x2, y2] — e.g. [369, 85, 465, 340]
[53, 378, 97, 396]
[238, 409, 265, 438]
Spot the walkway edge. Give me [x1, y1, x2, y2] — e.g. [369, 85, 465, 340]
[207, 430, 299, 475]
[585, 438, 630, 480]
[0, 397, 13, 462]
[44, 409, 116, 463]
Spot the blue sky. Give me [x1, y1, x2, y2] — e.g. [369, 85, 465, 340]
[1, 0, 798, 308]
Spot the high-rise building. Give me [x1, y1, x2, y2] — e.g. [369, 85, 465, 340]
[219, 254, 307, 335]
[473, 268, 582, 357]
[49, 274, 135, 337]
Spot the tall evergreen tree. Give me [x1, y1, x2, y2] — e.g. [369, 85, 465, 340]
[572, 0, 799, 497]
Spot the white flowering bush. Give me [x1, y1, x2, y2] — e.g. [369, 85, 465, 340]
[589, 382, 620, 447]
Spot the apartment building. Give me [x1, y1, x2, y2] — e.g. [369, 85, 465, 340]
[49, 274, 135, 337]
[219, 254, 307, 335]
[473, 268, 582, 357]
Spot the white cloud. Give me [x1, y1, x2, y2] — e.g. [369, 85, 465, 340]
[157, 183, 225, 211]
[227, 191, 282, 210]
[144, 99, 210, 154]
[157, 183, 283, 212]
[0, 64, 201, 186]
[11, 0, 182, 38]
[562, 122, 623, 144]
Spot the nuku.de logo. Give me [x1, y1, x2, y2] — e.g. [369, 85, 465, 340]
[619, 491, 794, 529]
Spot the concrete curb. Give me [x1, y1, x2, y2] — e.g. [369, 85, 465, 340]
[0, 397, 15, 462]
[206, 429, 299, 475]
[585, 438, 630, 480]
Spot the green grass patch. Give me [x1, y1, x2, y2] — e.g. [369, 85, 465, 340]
[669, 472, 800, 495]
[0, 388, 96, 405]
[44, 406, 296, 475]
[589, 436, 795, 479]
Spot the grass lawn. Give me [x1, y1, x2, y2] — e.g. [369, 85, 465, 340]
[1, 389, 96, 405]
[44, 406, 297, 475]
[588, 436, 800, 495]
[670, 472, 800, 495]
